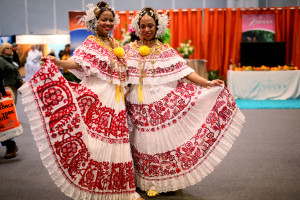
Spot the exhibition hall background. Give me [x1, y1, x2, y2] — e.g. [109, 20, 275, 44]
[0, 0, 299, 77]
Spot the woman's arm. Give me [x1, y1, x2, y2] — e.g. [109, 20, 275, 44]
[185, 72, 224, 88]
[41, 56, 80, 69]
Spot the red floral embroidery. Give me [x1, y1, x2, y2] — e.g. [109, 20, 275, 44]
[69, 82, 129, 143]
[131, 87, 238, 180]
[73, 36, 127, 82]
[127, 61, 187, 78]
[127, 82, 200, 132]
[29, 60, 135, 194]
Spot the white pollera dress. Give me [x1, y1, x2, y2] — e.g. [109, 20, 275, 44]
[124, 41, 245, 193]
[19, 35, 140, 200]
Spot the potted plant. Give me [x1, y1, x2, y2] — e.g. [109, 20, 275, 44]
[177, 39, 194, 59]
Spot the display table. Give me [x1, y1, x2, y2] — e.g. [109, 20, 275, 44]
[227, 70, 300, 100]
[186, 59, 207, 79]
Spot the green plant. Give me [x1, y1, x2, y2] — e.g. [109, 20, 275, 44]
[177, 39, 194, 58]
[252, 30, 275, 42]
[207, 70, 223, 81]
[159, 28, 171, 44]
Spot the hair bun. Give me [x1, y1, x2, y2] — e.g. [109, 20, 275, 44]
[97, 1, 109, 8]
[142, 7, 155, 11]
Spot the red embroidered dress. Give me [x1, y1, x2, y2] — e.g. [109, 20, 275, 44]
[124, 41, 245, 192]
[19, 35, 140, 200]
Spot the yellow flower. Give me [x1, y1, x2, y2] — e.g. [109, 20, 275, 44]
[139, 45, 150, 56]
[283, 65, 289, 70]
[114, 47, 125, 58]
[146, 190, 159, 197]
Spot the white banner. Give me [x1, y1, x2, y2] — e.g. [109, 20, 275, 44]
[227, 70, 300, 100]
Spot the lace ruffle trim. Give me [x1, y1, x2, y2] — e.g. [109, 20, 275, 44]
[125, 43, 194, 85]
[127, 61, 194, 85]
[69, 36, 126, 85]
[135, 109, 245, 192]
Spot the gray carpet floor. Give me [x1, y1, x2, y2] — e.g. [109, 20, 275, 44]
[0, 94, 299, 200]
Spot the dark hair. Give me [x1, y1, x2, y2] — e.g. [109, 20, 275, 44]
[64, 44, 71, 55]
[138, 7, 159, 27]
[95, 1, 115, 19]
[58, 50, 64, 60]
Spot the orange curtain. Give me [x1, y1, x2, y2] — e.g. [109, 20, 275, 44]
[204, 8, 226, 73]
[114, 11, 132, 39]
[170, 9, 204, 59]
[292, 8, 300, 67]
[203, 8, 243, 78]
[274, 7, 300, 67]
[223, 9, 242, 77]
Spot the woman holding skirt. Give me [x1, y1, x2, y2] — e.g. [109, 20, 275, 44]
[19, 1, 142, 200]
[124, 7, 245, 197]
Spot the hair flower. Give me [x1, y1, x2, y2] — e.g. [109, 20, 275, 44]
[114, 47, 125, 58]
[139, 46, 150, 56]
[82, 3, 120, 34]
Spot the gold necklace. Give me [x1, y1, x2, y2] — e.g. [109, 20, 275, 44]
[95, 35, 127, 102]
[139, 39, 159, 79]
[137, 39, 159, 103]
[96, 35, 127, 81]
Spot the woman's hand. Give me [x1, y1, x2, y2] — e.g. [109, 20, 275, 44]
[40, 56, 60, 66]
[209, 79, 224, 87]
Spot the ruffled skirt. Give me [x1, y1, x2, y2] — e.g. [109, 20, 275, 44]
[19, 60, 140, 200]
[126, 81, 245, 193]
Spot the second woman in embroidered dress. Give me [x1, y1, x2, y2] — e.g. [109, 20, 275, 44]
[124, 7, 245, 197]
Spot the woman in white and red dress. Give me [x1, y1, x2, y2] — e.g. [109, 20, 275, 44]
[124, 7, 245, 196]
[19, 2, 142, 200]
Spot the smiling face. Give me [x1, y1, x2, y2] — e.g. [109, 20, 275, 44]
[97, 10, 114, 36]
[139, 14, 157, 41]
